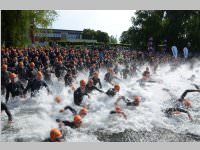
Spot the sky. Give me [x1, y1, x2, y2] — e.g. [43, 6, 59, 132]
[52, 10, 135, 41]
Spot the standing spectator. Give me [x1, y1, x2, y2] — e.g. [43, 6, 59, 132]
[147, 37, 154, 54]
[171, 45, 178, 59]
[183, 42, 191, 59]
[162, 40, 168, 54]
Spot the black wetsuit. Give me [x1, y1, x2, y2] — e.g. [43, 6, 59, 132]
[8, 61, 18, 73]
[193, 84, 200, 90]
[16, 67, 27, 82]
[85, 84, 103, 93]
[43, 67, 53, 84]
[23, 79, 50, 96]
[130, 65, 139, 76]
[89, 67, 98, 77]
[106, 88, 116, 97]
[1, 70, 10, 95]
[110, 111, 118, 114]
[64, 73, 73, 86]
[91, 77, 102, 89]
[74, 87, 88, 106]
[56, 119, 79, 129]
[165, 108, 189, 117]
[119, 96, 137, 106]
[43, 135, 64, 142]
[104, 72, 113, 83]
[122, 68, 129, 79]
[113, 65, 119, 74]
[61, 121, 78, 128]
[43, 138, 64, 142]
[5, 81, 25, 103]
[1, 102, 12, 121]
[70, 66, 77, 78]
[34, 60, 43, 70]
[26, 68, 38, 81]
[42, 138, 54, 142]
[76, 61, 82, 70]
[54, 64, 67, 79]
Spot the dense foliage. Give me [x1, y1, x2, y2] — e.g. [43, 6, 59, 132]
[120, 10, 200, 52]
[1, 10, 58, 47]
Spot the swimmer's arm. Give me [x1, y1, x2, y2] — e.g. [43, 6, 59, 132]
[187, 113, 193, 121]
[83, 92, 90, 99]
[62, 120, 74, 127]
[175, 108, 193, 121]
[23, 81, 32, 94]
[44, 83, 51, 94]
[120, 112, 127, 120]
[180, 89, 200, 100]
[126, 102, 134, 106]
[192, 84, 200, 90]
[62, 106, 77, 115]
[94, 86, 104, 93]
[19, 82, 25, 90]
[147, 80, 157, 83]
[104, 74, 108, 81]
[175, 108, 188, 113]
[98, 79, 102, 89]
[114, 96, 125, 105]
[3, 103, 13, 121]
[5, 86, 10, 103]
[110, 111, 117, 114]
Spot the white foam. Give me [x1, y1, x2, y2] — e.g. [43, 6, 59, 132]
[1, 60, 200, 141]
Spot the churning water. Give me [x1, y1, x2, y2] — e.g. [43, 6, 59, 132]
[1, 59, 200, 142]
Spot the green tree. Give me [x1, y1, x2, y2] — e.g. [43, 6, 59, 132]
[96, 30, 109, 43]
[82, 29, 96, 40]
[120, 10, 200, 52]
[82, 29, 109, 43]
[109, 35, 118, 44]
[120, 31, 130, 44]
[1, 10, 58, 47]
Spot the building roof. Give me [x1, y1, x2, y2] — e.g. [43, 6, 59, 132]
[37, 28, 82, 33]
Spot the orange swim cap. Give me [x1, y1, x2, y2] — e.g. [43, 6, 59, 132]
[37, 71, 43, 77]
[55, 96, 61, 103]
[2, 64, 7, 70]
[9, 73, 17, 79]
[114, 84, 120, 91]
[79, 107, 88, 115]
[19, 62, 24, 67]
[74, 115, 82, 124]
[50, 128, 62, 141]
[80, 80, 86, 86]
[134, 96, 141, 102]
[30, 62, 35, 68]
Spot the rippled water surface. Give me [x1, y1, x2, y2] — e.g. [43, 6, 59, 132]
[1, 59, 200, 142]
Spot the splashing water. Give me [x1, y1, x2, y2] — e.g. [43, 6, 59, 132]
[1, 59, 200, 142]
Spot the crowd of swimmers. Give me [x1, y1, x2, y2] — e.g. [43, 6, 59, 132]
[1, 45, 199, 142]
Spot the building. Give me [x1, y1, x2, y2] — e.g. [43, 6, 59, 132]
[34, 28, 97, 46]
